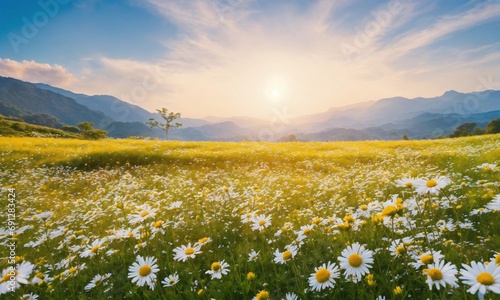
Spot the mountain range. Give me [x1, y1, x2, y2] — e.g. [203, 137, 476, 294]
[1, 75, 500, 141]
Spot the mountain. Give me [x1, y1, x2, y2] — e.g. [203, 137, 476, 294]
[4, 75, 500, 141]
[0, 76, 111, 127]
[35, 83, 210, 128]
[294, 90, 500, 133]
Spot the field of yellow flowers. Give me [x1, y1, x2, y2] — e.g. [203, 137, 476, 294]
[1, 136, 500, 299]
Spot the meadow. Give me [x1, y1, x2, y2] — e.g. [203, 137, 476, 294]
[1, 136, 500, 299]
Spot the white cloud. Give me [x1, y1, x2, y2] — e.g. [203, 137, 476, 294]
[0, 58, 76, 87]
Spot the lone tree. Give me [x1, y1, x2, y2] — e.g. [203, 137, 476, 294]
[146, 108, 182, 140]
[77, 122, 107, 140]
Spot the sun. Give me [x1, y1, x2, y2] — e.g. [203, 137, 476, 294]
[270, 87, 280, 99]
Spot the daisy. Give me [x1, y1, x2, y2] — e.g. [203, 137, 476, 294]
[21, 293, 39, 299]
[128, 204, 156, 224]
[274, 245, 298, 264]
[195, 237, 211, 246]
[410, 250, 444, 269]
[173, 243, 202, 262]
[251, 214, 272, 231]
[495, 253, 500, 266]
[423, 260, 458, 290]
[161, 272, 179, 287]
[338, 243, 374, 281]
[395, 177, 416, 188]
[248, 250, 260, 262]
[283, 292, 299, 300]
[0, 261, 35, 294]
[80, 239, 106, 258]
[486, 195, 500, 211]
[128, 256, 159, 290]
[414, 176, 451, 195]
[205, 260, 230, 279]
[308, 261, 340, 292]
[84, 273, 111, 292]
[460, 261, 500, 299]
[241, 211, 257, 224]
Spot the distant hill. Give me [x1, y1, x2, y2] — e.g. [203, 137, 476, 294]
[4, 75, 500, 141]
[35, 83, 211, 128]
[0, 76, 111, 127]
[0, 114, 79, 138]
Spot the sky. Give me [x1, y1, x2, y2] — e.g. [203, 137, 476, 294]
[0, 0, 499, 119]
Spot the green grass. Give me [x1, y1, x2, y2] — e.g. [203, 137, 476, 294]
[0, 136, 500, 299]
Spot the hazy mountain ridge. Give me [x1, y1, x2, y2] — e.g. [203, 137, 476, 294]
[3, 76, 500, 141]
[0, 77, 111, 127]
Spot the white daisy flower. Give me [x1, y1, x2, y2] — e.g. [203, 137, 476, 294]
[173, 243, 202, 262]
[410, 250, 444, 269]
[395, 177, 416, 188]
[84, 273, 111, 292]
[338, 242, 374, 281]
[414, 176, 451, 195]
[161, 272, 179, 287]
[205, 260, 230, 279]
[460, 261, 500, 299]
[424, 260, 458, 290]
[0, 261, 35, 294]
[274, 245, 298, 264]
[127, 256, 159, 290]
[251, 214, 272, 231]
[283, 292, 299, 300]
[241, 211, 257, 224]
[128, 204, 156, 224]
[486, 195, 500, 211]
[80, 238, 106, 258]
[308, 261, 340, 292]
[21, 293, 39, 299]
[248, 250, 260, 262]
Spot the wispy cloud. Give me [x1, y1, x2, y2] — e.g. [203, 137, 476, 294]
[0, 59, 76, 87]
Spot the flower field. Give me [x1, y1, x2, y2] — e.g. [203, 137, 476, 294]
[1, 136, 500, 299]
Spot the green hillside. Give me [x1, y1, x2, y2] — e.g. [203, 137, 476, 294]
[0, 115, 79, 138]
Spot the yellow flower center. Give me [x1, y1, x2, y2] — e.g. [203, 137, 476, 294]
[427, 268, 443, 280]
[495, 253, 500, 266]
[420, 254, 433, 264]
[198, 237, 209, 243]
[282, 250, 293, 261]
[68, 267, 78, 274]
[315, 268, 331, 283]
[153, 221, 163, 228]
[94, 279, 101, 285]
[138, 265, 152, 277]
[382, 206, 397, 217]
[343, 214, 355, 223]
[256, 290, 270, 300]
[477, 272, 495, 285]
[405, 182, 413, 188]
[348, 253, 363, 267]
[169, 278, 175, 284]
[211, 262, 221, 271]
[360, 204, 368, 211]
[396, 245, 406, 255]
[303, 228, 311, 235]
[1, 271, 17, 283]
[258, 220, 266, 226]
[426, 179, 437, 188]
[185, 247, 195, 255]
[140, 211, 149, 217]
[90, 245, 100, 253]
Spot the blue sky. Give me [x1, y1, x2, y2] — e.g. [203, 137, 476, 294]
[0, 0, 499, 118]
